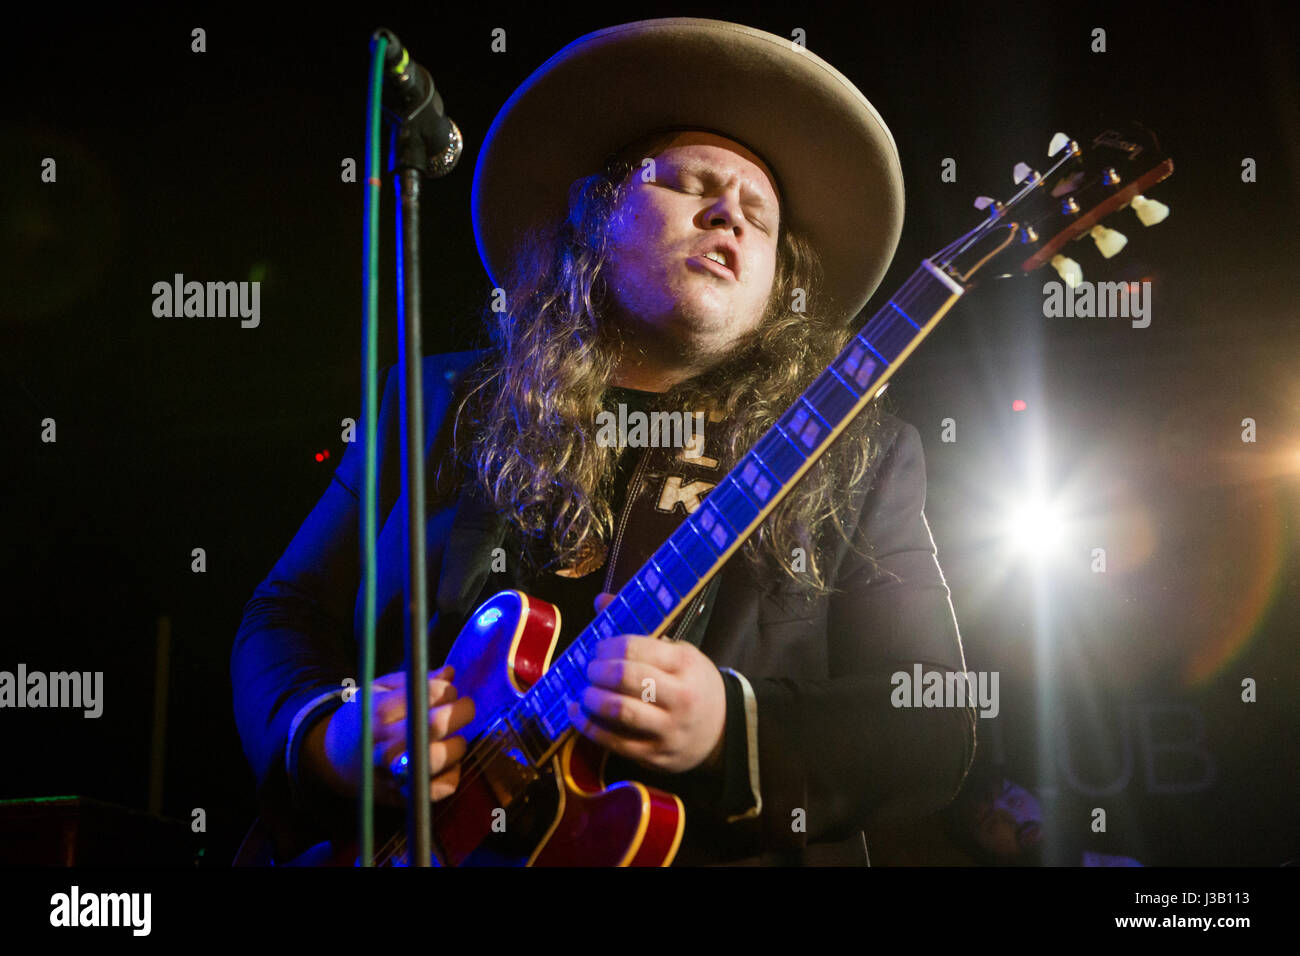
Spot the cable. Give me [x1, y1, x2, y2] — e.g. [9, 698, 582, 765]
[359, 31, 388, 867]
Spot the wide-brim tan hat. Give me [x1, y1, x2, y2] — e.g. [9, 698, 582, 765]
[472, 17, 904, 324]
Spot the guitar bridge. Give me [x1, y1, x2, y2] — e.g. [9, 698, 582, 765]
[478, 720, 541, 808]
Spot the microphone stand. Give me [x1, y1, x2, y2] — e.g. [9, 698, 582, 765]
[375, 28, 463, 867]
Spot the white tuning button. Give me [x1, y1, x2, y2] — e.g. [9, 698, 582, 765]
[1089, 224, 1128, 258]
[974, 196, 996, 210]
[1050, 254, 1083, 288]
[1130, 194, 1170, 226]
[1013, 162, 1032, 184]
[1048, 132, 1071, 157]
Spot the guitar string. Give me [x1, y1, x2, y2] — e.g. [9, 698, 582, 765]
[947, 147, 1084, 263]
[368, 263, 944, 864]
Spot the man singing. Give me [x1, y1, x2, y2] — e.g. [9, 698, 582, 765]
[233, 17, 975, 865]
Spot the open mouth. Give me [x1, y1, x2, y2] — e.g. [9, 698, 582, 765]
[687, 254, 736, 280]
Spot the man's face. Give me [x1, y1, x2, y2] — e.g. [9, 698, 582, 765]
[601, 130, 781, 367]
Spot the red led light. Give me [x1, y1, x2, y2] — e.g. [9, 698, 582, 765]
[1012, 400, 1027, 412]
[315, 452, 324, 462]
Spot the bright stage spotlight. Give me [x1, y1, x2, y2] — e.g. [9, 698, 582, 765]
[1002, 497, 1068, 560]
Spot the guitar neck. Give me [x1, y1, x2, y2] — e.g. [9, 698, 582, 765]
[503, 259, 966, 762]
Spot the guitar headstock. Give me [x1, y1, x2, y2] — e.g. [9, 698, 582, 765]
[936, 121, 1174, 287]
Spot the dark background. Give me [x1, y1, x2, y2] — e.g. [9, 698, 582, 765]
[2, 0, 1297, 866]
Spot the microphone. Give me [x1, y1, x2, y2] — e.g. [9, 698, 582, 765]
[372, 28, 463, 178]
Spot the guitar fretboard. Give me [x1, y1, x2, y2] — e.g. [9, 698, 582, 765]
[495, 260, 965, 765]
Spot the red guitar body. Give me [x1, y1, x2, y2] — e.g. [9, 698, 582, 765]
[296, 590, 685, 866]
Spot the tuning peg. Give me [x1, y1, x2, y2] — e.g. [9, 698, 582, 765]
[1048, 133, 1072, 157]
[1089, 224, 1128, 258]
[1013, 162, 1033, 184]
[974, 196, 998, 211]
[1050, 254, 1083, 288]
[1130, 194, 1170, 226]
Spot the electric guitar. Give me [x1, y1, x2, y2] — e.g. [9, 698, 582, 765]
[302, 121, 1173, 866]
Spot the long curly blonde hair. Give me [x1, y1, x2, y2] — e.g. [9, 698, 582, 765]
[448, 130, 887, 594]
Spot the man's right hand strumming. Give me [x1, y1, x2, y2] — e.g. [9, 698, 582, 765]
[300, 665, 475, 805]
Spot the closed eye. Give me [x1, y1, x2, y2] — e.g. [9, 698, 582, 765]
[668, 173, 774, 233]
